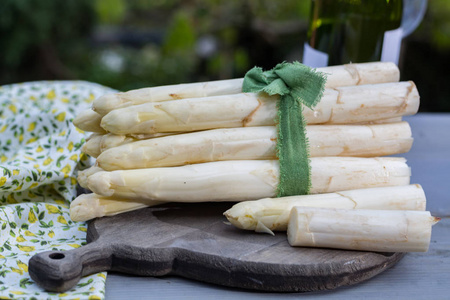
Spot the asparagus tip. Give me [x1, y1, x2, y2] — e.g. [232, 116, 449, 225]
[70, 195, 103, 222]
[93, 93, 124, 114]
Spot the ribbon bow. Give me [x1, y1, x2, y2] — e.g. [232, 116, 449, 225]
[242, 61, 327, 196]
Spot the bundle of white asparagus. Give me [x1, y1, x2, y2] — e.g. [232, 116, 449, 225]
[70, 61, 438, 253]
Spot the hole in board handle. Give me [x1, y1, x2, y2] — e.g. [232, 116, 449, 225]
[49, 253, 65, 260]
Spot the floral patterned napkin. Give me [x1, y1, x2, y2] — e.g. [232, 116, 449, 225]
[0, 81, 116, 299]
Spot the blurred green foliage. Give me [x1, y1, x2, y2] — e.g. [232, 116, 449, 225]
[427, 0, 450, 49]
[0, 0, 95, 83]
[0, 0, 449, 111]
[95, 0, 127, 24]
[0, 0, 309, 91]
[400, 0, 450, 112]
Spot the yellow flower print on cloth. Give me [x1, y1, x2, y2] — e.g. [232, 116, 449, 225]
[0, 81, 116, 300]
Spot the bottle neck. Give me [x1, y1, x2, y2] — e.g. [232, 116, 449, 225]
[305, 0, 403, 66]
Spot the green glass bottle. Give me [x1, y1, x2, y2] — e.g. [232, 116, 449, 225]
[303, 0, 403, 67]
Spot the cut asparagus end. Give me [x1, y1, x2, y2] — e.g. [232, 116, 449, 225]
[347, 61, 400, 85]
[287, 207, 436, 252]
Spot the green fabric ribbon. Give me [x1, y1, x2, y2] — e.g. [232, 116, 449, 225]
[242, 61, 327, 196]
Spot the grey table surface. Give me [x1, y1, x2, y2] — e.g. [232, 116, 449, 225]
[104, 113, 450, 299]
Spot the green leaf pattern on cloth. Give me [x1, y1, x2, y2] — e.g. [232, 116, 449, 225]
[0, 81, 116, 300]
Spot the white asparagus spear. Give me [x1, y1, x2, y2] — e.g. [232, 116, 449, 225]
[287, 207, 440, 252]
[82, 117, 405, 158]
[96, 122, 413, 170]
[82, 133, 142, 158]
[86, 157, 410, 203]
[75, 114, 403, 137]
[82, 133, 139, 158]
[223, 184, 426, 235]
[352, 117, 402, 124]
[82, 133, 104, 158]
[92, 62, 400, 115]
[70, 184, 425, 223]
[70, 193, 161, 222]
[305, 122, 412, 157]
[73, 109, 106, 133]
[82, 131, 184, 158]
[77, 166, 104, 189]
[100, 81, 419, 135]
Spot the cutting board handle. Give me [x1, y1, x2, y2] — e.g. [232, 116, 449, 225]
[28, 242, 112, 292]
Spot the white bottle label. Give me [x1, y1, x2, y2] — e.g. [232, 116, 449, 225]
[381, 27, 403, 65]
[302, 43, 329, 68]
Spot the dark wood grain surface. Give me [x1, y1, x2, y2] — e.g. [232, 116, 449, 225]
[29, 202, 403, 293]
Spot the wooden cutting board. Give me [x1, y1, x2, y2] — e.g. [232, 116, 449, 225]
[29, 202, 404, 293]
